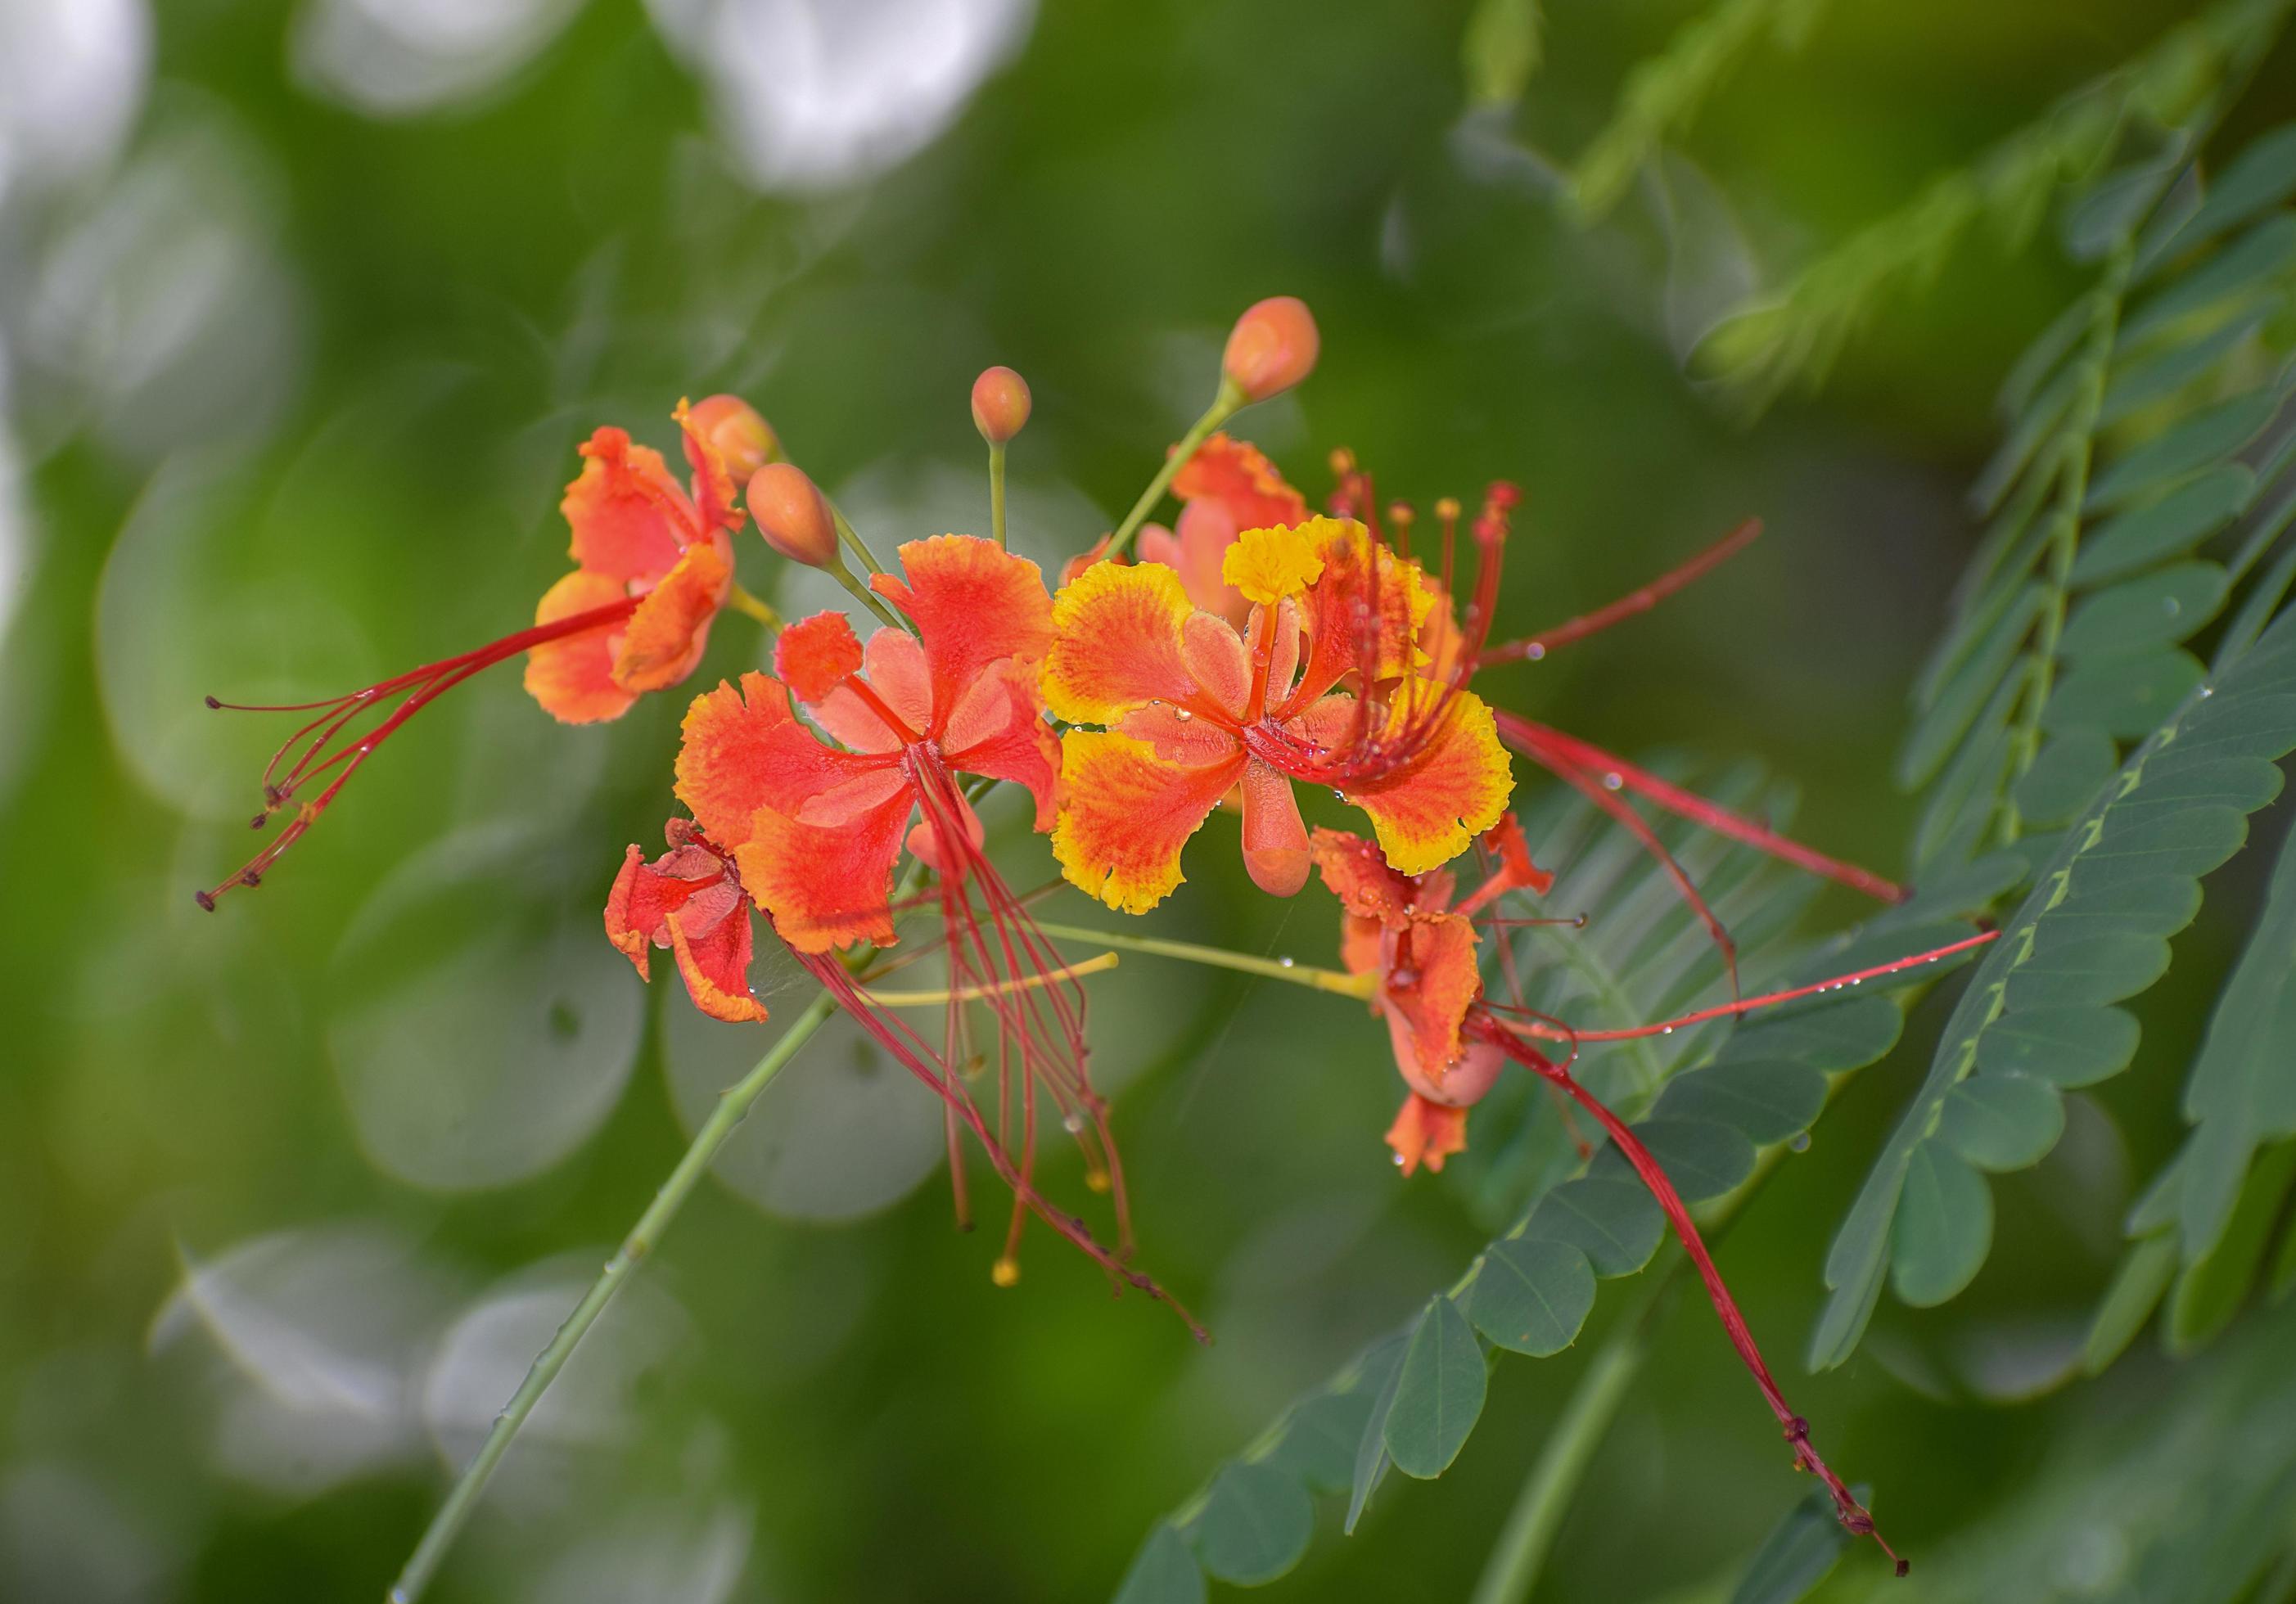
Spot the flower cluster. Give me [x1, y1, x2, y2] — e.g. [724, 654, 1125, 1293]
[201, 293, 1981, 1568]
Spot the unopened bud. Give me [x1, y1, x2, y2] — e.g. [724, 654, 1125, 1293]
[683, 394, 779, 479]
[747, 462, 840, 569]
[1222, 295, 1319, 403]
[971, 365, 1031, 444]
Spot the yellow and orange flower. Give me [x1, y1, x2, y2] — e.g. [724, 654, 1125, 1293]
[1045, 516, 1512, 912]
[1133, 434, 1310, 626]
[526, 398, 767, 723]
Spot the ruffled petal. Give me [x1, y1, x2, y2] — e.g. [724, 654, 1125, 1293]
[613, 538, 729, 693]
[1385, 1093, 1470, 1177]
[1309, 827, 1419, 924]
[734, 790, 914, 953]
[675, 673, 886, 850]
[1051, 731, 1243, 913]
[666, 899, 767, 1022]
[604, 845, 655, 979]
[774, 611, 864, 703]
[526, 569, 637, 724]
[869, 535, 1053, 724]
[562, 426, 697, 583]
[1382, 911, 1484, 1082]
[1179, 611, 1251, 720]
[1221, 524, 1324, 606]
[674, 399, 744, 535]
[1171, 433, 1307, 533]
[1285, 519, 1432, 711]
[1142, 502, 1247, 624]
[1347, 687, 1513, 876]
[943, 660, 1061, 829]
[805, 628, 931, 755]
[1239, 756, 1310, 897]
[1041, 558, 1202, 725]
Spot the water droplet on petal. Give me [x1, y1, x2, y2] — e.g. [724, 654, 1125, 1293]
[1175, 708, 1192, 721]
[1392, 1151, 1407, 1167]
[1333, 788, 1348, 801]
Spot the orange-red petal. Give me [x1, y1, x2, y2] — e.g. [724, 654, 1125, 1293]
[870, 535, 1053, 723]
[1386, 1093, 1470, 1177]
[775, 611, 865, 702]
[735, 790, 914, 953]
[666, 899, 767, 1022]
[1383, 911, 1484, 1081]
[1310, 827, 1418, 924]
[675, 672, 886, 851]
[1239, 756, 1310, 896]
[1347, 686, 1513, 876]
[1172, 434, 1307, 534]
[604, 845, 655, 979]
[943, 660, 1061, 830]
[1285, 520, 1432, 710]
[1051, 730, 1244, 912]
[526, 569, 638, 724]
[1140, 502, 1247, 625]
[613, 539, 730, 694]
[1042, 558, 1200, 725]
[562, 426, 697, 583]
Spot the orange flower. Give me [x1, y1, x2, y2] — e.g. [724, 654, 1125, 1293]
[605, 819, 767, 1023]
[526, 399, 762, 723]
[1311, 822, 1549, 1174]
[1134, 434, 1310, 627]
[1046, 516, 1512, 911]
[674, 534, 1058, 953]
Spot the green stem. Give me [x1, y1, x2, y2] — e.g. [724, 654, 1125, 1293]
[2000, 245, 2129, 844]
[823, 549, 906, 633]
[988, 441, 1009, 551]
[1469, 1274, 1666, 1604]
[1031, 919, 1374, 998]
[388, 991, 839, 1604]
[1101, 377, 1244, 561]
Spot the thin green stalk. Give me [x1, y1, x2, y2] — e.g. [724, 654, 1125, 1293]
[1101, 377, 1244, 561]
[2000, 243, 2130, 843]
[1469, 1276, 1665, 1604]
[1031, 919, 1374, 998]
[827, 557, 907, 633]
[388, 991, 839, 1604]
[988, 440, 1009, 550]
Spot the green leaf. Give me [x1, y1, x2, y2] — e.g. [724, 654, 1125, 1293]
[1265, 1389, 1374, 1496]
[1898, 583, 2045, 786]
[2004, 932, 2170, 1011]
[1525, 1174, 1666, 1276]
[1190, 1463, 1313, 1586]
[2068, 804, 2249, 894]
[2176, 821, 2296, 1260]
[1910, 678, 2020, 870]
[1975, 1006, 2140, 1088]
[2041, 874, 2203, 938]
[2082, 1232, 2179, 1376]
[1714, 993, 1902, 1072]
[1468, 1239, 1596, 1357]
[1971, 363, 2080, 515]
[2098, 315, 2267, 426]
[1655, 1058, 1827, 1144]
[1728, 1485, 1857, 1604]
[1938, 1075, 2065, 1171]
[2119, 213, 2296, 343]
[2000, 291, 2096, 421]
[1344, 1335, 1408, 1534]
[1892, 1141, 1995, 1306]
[1384, 1297, 1487, 1479]
[1597, 1118, 1756, 1202]
[2012, 728, 2117, 829]
[2059, 561, 2227, 659]
[2068, 464, 2250, 585]
[2167, 1141, 2296, 1353]
[1462, 0, 1541, 107]
[2041, 649, 2207, 737]
[1114, 1526, 1204, 1604]
[2085, 393, 2277, 514]
[2149, 123, 2296, 264]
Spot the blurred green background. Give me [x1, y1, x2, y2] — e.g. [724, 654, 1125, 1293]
[5, 2, 2294, 1600]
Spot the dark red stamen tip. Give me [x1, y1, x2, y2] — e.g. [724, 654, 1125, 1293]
[204, 695, 223, 710]
[250, 814, 268, 830]
[194, 890, 217, 912]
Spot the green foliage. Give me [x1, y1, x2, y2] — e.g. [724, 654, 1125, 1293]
[1816, 111, 2296, 1370]
[1461, 0, 1542, 110]
[1726, 1485, 1861, 1604]
[1692, 0, 2295, 412]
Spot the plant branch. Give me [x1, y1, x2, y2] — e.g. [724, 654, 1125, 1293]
[1030, 919, 1375, 997]
[1101, 377, 1244, 561]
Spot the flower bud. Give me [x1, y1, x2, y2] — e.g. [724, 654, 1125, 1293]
[1221, 295, 1319, 403]
[970, 365, 1031, 444]
[747, 462, 840, 569]
[684, 394, 779, 479]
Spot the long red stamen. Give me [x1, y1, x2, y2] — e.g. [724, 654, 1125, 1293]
[1479, 516, 1762, 668]
[1487, 929, 1998, 1044]
[1473, 1021, 1907, 1573]
[196, 597, 638, 908]
[1497, 714, 1906, 904]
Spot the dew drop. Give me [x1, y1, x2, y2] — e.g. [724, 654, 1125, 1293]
[2200, 686, 2214, 698]
[1175, 707, 1193, 720]
[1277, 956, 1296, 968]
[1789, 1133, 1811, 1153]
[1333, 788, 1348, 801]
[1062, 1113, 1085, 1134]
[1850, 976, 1861, 985]
[1393, 1151, 1408, 1167]
[1526, 643, 1545, 661]
[1602, 772, 1623, 791]
[1661, 1025, 1674, 1035]
[2163, 597, 2182, 616]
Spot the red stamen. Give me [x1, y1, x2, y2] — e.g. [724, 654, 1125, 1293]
[1474, 1020, 1907, 1573]
[1479, 516, 1762, 668]
[196, 597, 638, 908]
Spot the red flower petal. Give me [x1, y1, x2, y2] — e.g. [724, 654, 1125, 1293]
[613, 538, 729, 693]
[666, 897, 766, 1022]
[1385, 1093, 1470, 1177]
[868, 535, 1053, 725]
[525, 569, 638, 724]
[675, 672, 886, 851]
[735, 789, 914, 953]
[1172, 433, 1307, 534]
[1239, 756, 1309, 896]
[1051, 731, 1244, 912]
[805, 629, 934, 754]
[942, 660, 1060, 830]
[775, 611, 865, 703]
[562, 426, 697, 583]
[1345, 687, 1513, 876]
[1042, 559, 1200, 725]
